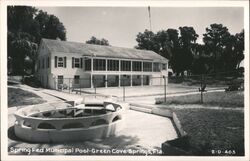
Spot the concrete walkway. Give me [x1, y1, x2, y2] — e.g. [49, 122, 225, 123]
[8, 84, 178, 155]
[8, 110, 177, 155]
[78, 84, 226, 98]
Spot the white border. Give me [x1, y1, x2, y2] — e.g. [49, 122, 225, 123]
[1, 1, 249, 161]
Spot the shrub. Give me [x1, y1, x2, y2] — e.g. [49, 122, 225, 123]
[22, 75, 42, 88]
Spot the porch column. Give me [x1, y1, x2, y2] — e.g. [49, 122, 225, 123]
[141, 75, 143, 87]
[130, 74, 132, 87]
[90, 73, 93, 88]
[91, 57, 93, 88]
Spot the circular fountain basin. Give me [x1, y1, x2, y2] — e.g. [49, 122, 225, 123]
[14, 100, 128, 143]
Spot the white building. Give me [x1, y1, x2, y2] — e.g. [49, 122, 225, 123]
[36, 38, 168, 89]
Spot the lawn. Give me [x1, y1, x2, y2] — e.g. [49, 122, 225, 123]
[156, 91, 244, 107]
[8, 87, 46, 107]
[156, 90, 244, 156]
[172, 108, 244, 156]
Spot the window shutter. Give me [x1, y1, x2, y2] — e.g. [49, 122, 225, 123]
[64, 57, 67, 68]
[72, 57, 74, 68]
[80, 58, 83, 68]
[55, 56, 57, 68]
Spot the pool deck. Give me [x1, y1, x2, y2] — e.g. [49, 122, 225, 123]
[8, 109, 177, 155]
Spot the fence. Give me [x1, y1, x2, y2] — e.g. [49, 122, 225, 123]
[53, 70, 244, 102]
[168, 70, 244, 103]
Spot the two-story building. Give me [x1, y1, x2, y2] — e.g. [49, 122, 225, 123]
[36, 38, 168, 89]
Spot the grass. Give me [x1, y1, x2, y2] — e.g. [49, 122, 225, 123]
[156, 90, 244, 155]
[172, 108, 244, 156]
[156, 91, 244, 107]
[8, 87, 46, 107]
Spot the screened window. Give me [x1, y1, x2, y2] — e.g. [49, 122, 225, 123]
[93, 75, 106, 87]
[153, 63, 161, 72]
[132, 75, 141, 86]
[84, 59, 91, 71]
[143, 75, 150, 85]
[58, 57, 64, 67]
[93, 59, 106, 71]
[143, 62, 152, 72]
[107, 60, 119, 71]
[74, 75, 80, 84]
[120, 75, 131, 86]
[58, 75, 63, 84]
[132, 61, 142, 71]
[121, 60, 131, 71]
[107, 75, 119, 87]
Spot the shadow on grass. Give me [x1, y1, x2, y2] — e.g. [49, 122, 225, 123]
[8, 126, 23, 142]
[8, 87, 46, 108]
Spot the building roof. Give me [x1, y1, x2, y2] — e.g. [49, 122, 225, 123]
[41, 38, 168, 62]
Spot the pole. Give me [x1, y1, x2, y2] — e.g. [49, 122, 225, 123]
[94, 78, 96, 98]
[122, 77, 125, 101]
[148, 6, 152, 31]
[69, 78, 71, 93]
[200, 74, 203, 103]
[79, 78, 81, 95]
[163, 76, 166, 102]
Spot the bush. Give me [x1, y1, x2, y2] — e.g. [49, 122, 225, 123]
[22, 75, 42, 88]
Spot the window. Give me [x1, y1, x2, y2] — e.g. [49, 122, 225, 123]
[143, 62, 152, 72]
[58, 75, 63, 84]
[121, 60, 131, 71]
[120, 75, 131, 86]
[132, 61, 142, 71]
[74, 75, 80, 84]
[74, 58, 80, 68]
[93, 59, 106, 71]
[72, 57, 82, 68]
[47, 57, 50, 68]
[153, 63, 161, 72]
[92, 75, 106, 87]
[143, 75, 150, 85]
[84, 59, 91, 71]
[107, 60, 119, 71]
[132, 75, 141, 86]
[162, 63, 167, 70]
[107, 75, 119, 87]
[58, 57, 64, 67]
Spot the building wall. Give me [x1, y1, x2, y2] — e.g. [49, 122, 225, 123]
[36, 42, 169, 89]
[35, 42, 52, 88]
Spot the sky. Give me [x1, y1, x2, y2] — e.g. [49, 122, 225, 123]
[38, 7, 244, 48]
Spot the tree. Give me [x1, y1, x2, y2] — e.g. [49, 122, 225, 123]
[8, 32, 37, 75]
[203, 23, 231, 73]
[234, 30, 244, 69]
[86, 36, 110, 46]
[191, 44, 211, 75]
[135, 29, 173, 58]
[154, 30, 172, 59]
[135, 29, 159, 53]
[7, 6, 67, 75]
[166, 29, 180, 73]
[203, 24, 244, 74]
[135, 28, 198, 76]
[178, 26, 199, 75]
